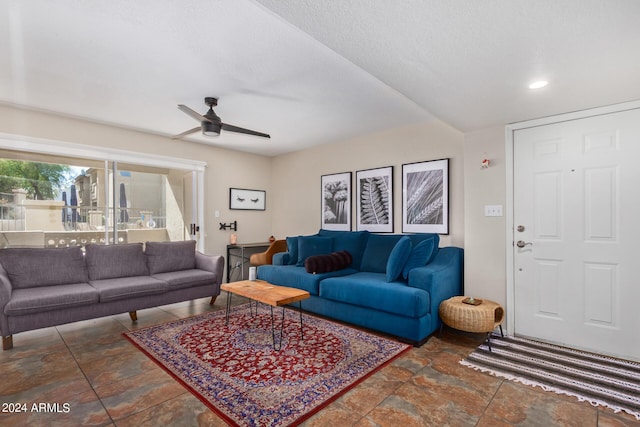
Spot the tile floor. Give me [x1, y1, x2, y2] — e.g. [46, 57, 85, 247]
[1, 295, 638, 427]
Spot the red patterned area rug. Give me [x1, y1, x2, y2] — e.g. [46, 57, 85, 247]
[123, 304, 410, 427]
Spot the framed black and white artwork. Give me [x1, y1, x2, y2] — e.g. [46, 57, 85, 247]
[229, 188, 266, 210]
[356, 166, 393, 233]
[321, 172, 351, 231]
[402, 158, 449, 234]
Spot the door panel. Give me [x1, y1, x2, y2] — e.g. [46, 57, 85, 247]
[514, 108, 640, 361]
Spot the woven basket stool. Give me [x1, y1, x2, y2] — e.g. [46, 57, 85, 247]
[438, 296, 505, 350]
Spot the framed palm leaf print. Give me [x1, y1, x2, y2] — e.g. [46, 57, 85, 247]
[402, 159, 449, 234]
[356, 166, 393, 233]
[321, 172, 352, 231]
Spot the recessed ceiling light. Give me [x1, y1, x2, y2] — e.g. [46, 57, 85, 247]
[529, 80, 548, 89]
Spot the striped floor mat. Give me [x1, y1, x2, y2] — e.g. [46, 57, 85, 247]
[460, 334, 640, 420]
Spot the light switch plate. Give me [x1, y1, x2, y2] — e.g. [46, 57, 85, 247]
[484, 205, 503, 217]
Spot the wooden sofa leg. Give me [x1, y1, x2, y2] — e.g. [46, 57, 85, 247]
[3, 335, 13, 351]
[129, 311, 137, 322]
[209, 296, 217, 305]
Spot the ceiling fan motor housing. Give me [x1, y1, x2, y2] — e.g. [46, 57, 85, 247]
[202, 121, 221, 136]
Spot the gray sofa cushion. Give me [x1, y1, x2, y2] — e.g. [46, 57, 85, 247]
[5, 284, 99, 316]
[89, 276, 168, 302]
[0, 247, 88, 289]
[85, 243, 148, 280]
[145, 240, 196, 274]
[151, 269, 217, 290]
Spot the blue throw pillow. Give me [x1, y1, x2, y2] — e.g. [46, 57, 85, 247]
[296, 236, 333, 267]
[402, 237, 438, 279]
[407, 233, 440, 261]
[386, 236, 412, 282]
[286, 236, 299, 265]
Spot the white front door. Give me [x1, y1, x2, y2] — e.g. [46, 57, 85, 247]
[513, 107, 640, 362]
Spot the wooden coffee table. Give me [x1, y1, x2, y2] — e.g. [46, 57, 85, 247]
[221, 280, 310, 350]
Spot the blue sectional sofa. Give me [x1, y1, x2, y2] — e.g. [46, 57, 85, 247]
[257, 230, 463, 345]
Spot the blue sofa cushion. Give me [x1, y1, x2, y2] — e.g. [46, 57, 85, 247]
[305, 251, 352, 274]
[319, 272, 430, 318]
[286, 236, 299, 265]
[257, 264, 357, 295]
[296, 236, 333, 267]
[318, 230, 369, 269]
[386, 236, 412, 282]
[359, 234, 403, 273]
[402, 237, 438, 280]
[272, 252, 289, 265]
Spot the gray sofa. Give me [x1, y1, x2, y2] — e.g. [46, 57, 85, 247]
[0, 240, 224, 350]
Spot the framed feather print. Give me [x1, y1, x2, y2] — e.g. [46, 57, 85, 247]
[402, 159, 449, 234]
[356, 166, 393, 233]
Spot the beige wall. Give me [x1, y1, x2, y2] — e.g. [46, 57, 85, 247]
[2, 104, 511, 303]
[271, 119, 465, 248]
[463, 126, 507, 306]
[0, 104, 274, 260]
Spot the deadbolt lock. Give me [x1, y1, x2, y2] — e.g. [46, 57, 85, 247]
[517, 225, 525, 232]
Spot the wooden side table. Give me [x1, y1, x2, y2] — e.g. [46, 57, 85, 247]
[439, 296, 505, 350]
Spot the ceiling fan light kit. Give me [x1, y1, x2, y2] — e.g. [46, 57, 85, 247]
[173, 97, 270, 140]
[202, 121, 221, 136]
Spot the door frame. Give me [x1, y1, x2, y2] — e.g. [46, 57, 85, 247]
[504, 100, 640, 337]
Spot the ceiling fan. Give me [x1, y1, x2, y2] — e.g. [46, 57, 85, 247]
[172, 97, 270, 139]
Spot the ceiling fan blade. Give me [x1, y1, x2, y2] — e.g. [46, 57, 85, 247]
[177, 104, 210, 123]
[221, 123, 271, 139]
[171, 126, 201, 139]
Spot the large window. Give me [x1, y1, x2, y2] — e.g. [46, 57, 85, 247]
[0, 139, 205, 250]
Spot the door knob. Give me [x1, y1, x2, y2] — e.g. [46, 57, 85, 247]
[516, 240, 532, 248]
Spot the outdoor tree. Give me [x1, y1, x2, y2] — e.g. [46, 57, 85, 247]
[0, 160, 73, 200]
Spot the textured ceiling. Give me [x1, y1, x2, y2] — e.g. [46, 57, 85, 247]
[256, 0, 640, 131]
[1, 0, 639, 156]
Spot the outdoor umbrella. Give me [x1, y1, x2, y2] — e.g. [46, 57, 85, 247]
[119, 183, 129, 223]
[69, 185, 80, 225]
[61, 191, 68, 224]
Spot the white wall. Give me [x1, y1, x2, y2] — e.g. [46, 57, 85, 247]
[0, 104, 274, 260]
[463, 126, 507, 305]
[271, 119, 465, 248]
